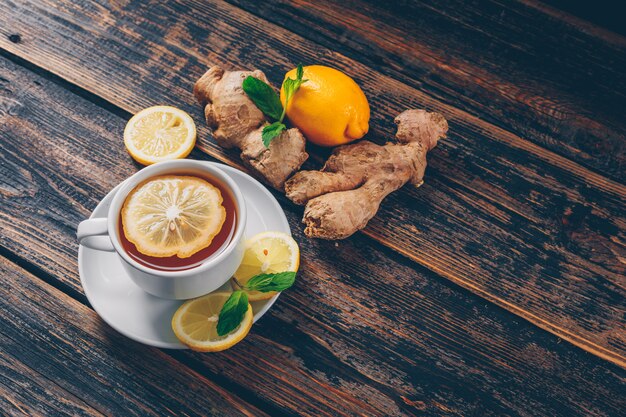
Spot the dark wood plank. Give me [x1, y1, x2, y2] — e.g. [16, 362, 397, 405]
[2, 53, 626, 416]
[226, 0, 626, 181]
[535, 0, 626, 37]
[0, 353, 103, 417]
[3, 0, 624, 367]
[0, 255, 268, 417]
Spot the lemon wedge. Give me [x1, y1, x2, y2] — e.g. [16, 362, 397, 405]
[124, 106, 196, 165]
[172, 292, 253, 352]
[232, 231, 299, 301]
[121, 175, 225, 258]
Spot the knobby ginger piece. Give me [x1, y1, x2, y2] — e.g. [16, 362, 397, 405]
[194, 66, 308, 190]
[285, 109, 448, 239]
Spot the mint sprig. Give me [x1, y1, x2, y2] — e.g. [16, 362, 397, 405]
[217, 271, 297, 336]
[242, 64, 307, 148]
[216, 290, 249, 336]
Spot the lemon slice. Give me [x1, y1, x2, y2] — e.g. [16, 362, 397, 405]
[121, 175, 226, 258]
[232, 231, 299, 301]
[124, 106, 196, 165]
[172, 292, 253, 352]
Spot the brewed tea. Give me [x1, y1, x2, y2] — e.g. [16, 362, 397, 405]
[119, 171, 237, 271]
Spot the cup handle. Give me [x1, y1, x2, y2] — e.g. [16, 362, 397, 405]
[77, 218, 115, 252]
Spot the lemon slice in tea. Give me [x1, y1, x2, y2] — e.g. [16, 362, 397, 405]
[172, 292, 253, 352]
[121, 175, 226, 258]
[124, 106, 196, 165]
[232, 231, 299, 301]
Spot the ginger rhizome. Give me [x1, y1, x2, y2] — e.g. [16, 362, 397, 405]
[194, 67, 308, 190]
[285, 110, 448, 239]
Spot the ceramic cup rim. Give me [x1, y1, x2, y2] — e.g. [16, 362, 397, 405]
[106, 160, 247, 278]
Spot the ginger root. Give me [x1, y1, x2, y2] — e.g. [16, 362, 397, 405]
[194, 66, 308, 190]
[285, 110, 448, 239]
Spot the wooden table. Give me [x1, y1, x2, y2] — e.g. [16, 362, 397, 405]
[1, 1, 625, 415]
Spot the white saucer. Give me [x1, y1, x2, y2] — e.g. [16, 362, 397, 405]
[78, 162, 290, 349]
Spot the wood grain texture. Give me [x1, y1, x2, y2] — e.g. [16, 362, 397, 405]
[0, 256, 267, 417]
[0, 354, 103, 417]
[2, 53, 626, 417]
[525, 0, 626, 40]
[0, 0, 625, 367]
[226, 0, 626, 182]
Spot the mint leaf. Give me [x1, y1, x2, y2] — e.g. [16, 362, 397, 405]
[262, 122, 286, 148]
[296, 64, 304, 80]
[282, 64, 307, 105]
[242, 76, 283, 121]
[245, 271, 296, 293]
[216, 290, 249, 336]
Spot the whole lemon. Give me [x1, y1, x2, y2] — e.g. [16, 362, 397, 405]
[280, 65, 370, 147]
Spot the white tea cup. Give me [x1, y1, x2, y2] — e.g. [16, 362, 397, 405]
[77, 160, 246, 299]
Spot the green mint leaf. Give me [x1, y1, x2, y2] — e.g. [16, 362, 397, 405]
[216, 290, 249, 336]
[281, 64, 307, 110]
[242, 76, 283, 121]
[282, 78, 298, 103]
[245, 271, 296, 293]
[296, 63, 304, 80]
[262, 122, 286, 148]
